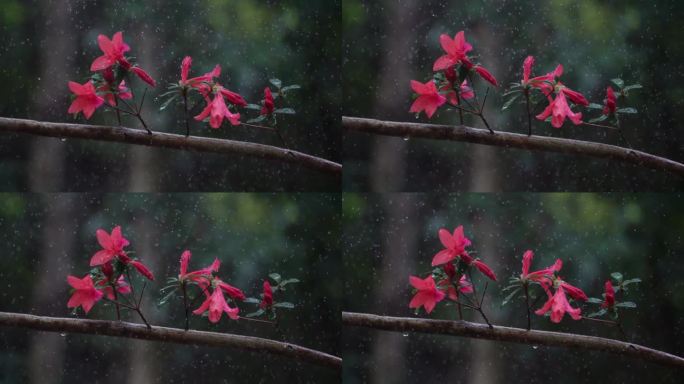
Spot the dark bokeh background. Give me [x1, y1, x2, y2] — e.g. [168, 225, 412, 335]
[0, 193, 341, 383]
[343, 0, 684, 191]
[342, 193, 684, 383]
[0, 0, 340, 191]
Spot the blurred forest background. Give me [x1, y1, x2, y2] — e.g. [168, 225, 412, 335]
[343, 0, 684, 191]
[342, 193, 684, 383]
[0, 193, 341, 383]
[0, 0, 340, 191]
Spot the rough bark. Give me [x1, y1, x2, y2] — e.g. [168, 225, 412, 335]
[343, 117, 684, 177]
[342, 312, 684, 369]
[0, 312, 341, 369]
[0, 117, 341, 176]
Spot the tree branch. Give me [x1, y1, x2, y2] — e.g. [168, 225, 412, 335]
[343, 116, 684, 177]
[0, 311, 341, 370]
[0, 117, 341, 176]
[342, 312, 684, 369]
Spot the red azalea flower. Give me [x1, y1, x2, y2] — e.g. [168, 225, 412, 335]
[131, 66, 156, 87]
[603, 86, 617, 116]
[130, 260, 154, 281]
[559, 85, 589, 106]
[472, 259, 497, 281]
[409, 80, 447, 118]
[433, 31, 473, 71]
[178, 250, 220, 286]
[195, 92, 241, 128]
[409, 275, 445, 314]
[67, 80, 104, 119]
[67, 275, 103, 314]
[90, 226, 130, 266]
[179, 56, 216, 89]
[536, 92, 583, 128]
[97, 275, 132, 300]
[260, 281, 274, 309]
[559, 281, 587, 301]
[217, 279, 246, 301]
[601, 280, 615, 308]
[90, 31, 131, 71]
[440, 274, 473, 301]
[98, 80, 133, 107]
[431, 226, 472, 266]
[520, 251, 562, 284]
[528, 63, 564, 95]
[474, 65, 498, 87]
[193, 287, 239, 323]
[535, 285, 581, 323]
[521, 250, 534, 278]
[220, 86, 248, 107]
[522, 56, 534, 85]
[180, 56, 192, 84]
[260, 87, 275, 115]
[442, 79, 474, 105]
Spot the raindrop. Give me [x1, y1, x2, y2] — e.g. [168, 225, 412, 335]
[60, 333, 67, 337]
[532, 345, 538, 349]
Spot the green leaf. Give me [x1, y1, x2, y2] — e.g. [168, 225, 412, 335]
[617, 107, 637, 114]
[610, 272, 624, 282]
[616, 301, 637, 308]
[274, 108, 295, 115]
[243, 297, 261, 304]
[269, 273, 282, 283]
[245, 103, 262, 111]
[611, 78, 624, 89]
[586, 308, 608, 318]
[246, 115, 267, 124]
[158, 89, 179, 98]
[501, 287, 521, 306]
[588, 114, 608, 123]
[587, 103, 604, 110]
[622, 278, 641, 286]
[623, 84, 642, 92]
[244, 309, 266, 318]
[586, 297, 603, 304]
[501, 94, 521, 111]
[269, 78, 282, 89]
[502, 89, 522, 97]
[501, 284, 520, 292]
[273, 302, 295, 309]
[281, 85, 301, 92]
[280, 278, 300, 286]
[159, 95, 179, 111]
[158, 289, 177, 306]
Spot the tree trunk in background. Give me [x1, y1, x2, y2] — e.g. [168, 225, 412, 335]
[28, 196, 77, 384]
[370, 194, 420, 384]
[468, 25, 501, 192]
[126, 24, 162, 384]
[465, 212, 503, 384]
[27, 2, 77, 382]
[127, 25, 161, 192]
[27, 0, 75, 191]
[369, 0, 422, 192]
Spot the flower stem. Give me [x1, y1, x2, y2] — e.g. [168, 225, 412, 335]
[114, 95, 122, 126]
[524, 283, 531, 331]
[182, 282, 190, 331]
[524, 90, 532, 136]
[183, 93, 190, 137]
[454, 85, 464, 125]
[112, 284, 121, 321]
